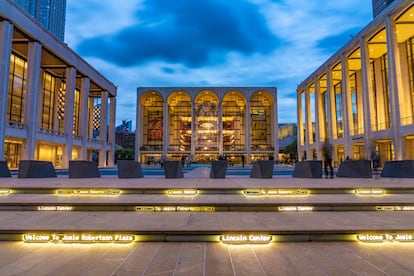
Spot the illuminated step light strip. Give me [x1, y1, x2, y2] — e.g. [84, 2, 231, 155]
[220, 234, 272, 244]
[37, 206, 74, 211]
[278, 206, 314, 212]
[376, 206, 414, 211]
[243, 189, 309, 196]
[354, 188, 385, 195]
[0, 189, 11, 195]
[56, 189, 121, 196]
[357, 233, 414, 243]
[136, 206, 215, 212]
[167, 189, 198, 196]
[23, 233, 135, 243]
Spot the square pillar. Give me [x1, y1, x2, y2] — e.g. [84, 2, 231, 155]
[62, 67, 76, 167]
[99, 91, 108, 167]
[23, 41, 42, 160]
[107, 96, 116, 166]
[79, 77, 90, 160]
[0, 21, 13, 161]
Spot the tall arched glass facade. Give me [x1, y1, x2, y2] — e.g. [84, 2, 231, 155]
[136, 87, 278, 164]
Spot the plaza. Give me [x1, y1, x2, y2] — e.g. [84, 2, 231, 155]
[1, 166, 414, 274]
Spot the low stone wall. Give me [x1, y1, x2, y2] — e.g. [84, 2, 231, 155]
[292, 160, 322, 178]
[0, 161, 11, 178]
[18, 160, 57, 178]
[336, 160, 372, 178]
[163, 160, 184, 178]
[117, 160, 144, 178]
[250, 160, 273, 178]
[69, 161, 100, 178]
[210, 160, 227, 178]
[381, 160, 414, 178]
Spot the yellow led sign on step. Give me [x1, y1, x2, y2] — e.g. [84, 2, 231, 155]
[23, 233, 135, 243]
[278, 206, 314, 212]
[0, 189, 11, 195]
[357, 233, 414, 243]
[354, 188, 385, 195]
[220, 234, 272, 244]
[243, 189, 309, 196]
[136, 206, 215, 212]
[376, 206, 414, 211]
[37, 206, 74, 211]
[167, 189, 198, 196]
[56, 189, 121, 196]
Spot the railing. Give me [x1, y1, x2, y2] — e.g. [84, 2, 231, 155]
[168, 144, 190, 151]
[8, 120, 24, 129]
[251, 144, 274, 151]
[38, 128, 65, 136]
[139, 145, 163, 151]
[223, 144, 245, 151]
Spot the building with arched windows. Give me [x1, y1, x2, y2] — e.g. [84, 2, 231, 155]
[136, 87, 278, 164]
[297, 0, 414, 166]
[0, 0, 117, 169]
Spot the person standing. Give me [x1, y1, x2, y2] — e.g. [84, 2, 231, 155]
[321, 138, 334, 178]
[241, 154, 245, 167]
[187, 154, 192, 168]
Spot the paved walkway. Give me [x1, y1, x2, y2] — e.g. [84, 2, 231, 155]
[1, 169, 414, 275]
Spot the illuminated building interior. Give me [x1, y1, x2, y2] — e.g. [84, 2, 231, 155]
[136, 87, 278, 164]
[297, 2, 414, 165]
[0, 1, 117, 168]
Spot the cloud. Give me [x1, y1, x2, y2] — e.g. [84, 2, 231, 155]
[75, 0, 277, 68]
[65, 0, 373, 125]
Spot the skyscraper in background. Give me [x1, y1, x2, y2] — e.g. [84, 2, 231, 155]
[11, 0, 66, 41]
[372, 0, 395, 17]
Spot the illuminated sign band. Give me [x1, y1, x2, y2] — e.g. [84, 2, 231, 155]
[354, 188, 385, 195]
[167, 189, 198, 196]
[278, 206, 313, 212]
[243, 189, 309, 196]
[136, 206, 215, 212]
[37, 206, 73, 211]
[0, 189, 11, 195]
[357, 233, 414, 243]
[23, 233, 135, 243]
[376, 206, 414, 211]
[56, 189, 121, 196]
[220, 234, 272, 244]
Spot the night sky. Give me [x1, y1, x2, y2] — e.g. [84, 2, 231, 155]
[65, 0, 372, 127]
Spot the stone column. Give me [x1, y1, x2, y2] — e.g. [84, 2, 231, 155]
[360, 38, 374, 158]
[62, 67, 76, 167]
[99, 91, 108, 167]
[296, 90, 304, 160]
[135, 92, 141, 162]
[272, 90, 279, 161]
[386, 16, 403, 160]
[79, 77, 90, 160]
[107, 96, 116, 166]
[341, 55, 352, 159]
[163, 100, 169, 157]
[23, 41, 42, 160]
[314, 77, 322, 159]
[0, 21, 13, 161]
[304, 85, 312, 159]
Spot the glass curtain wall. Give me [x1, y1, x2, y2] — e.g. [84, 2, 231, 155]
[194, 91, 219, 154]
[168, 92, 192, 152]
[222, 91, 246, 152]
[250, 92, 272, 152]
[7, 54, 27, 126]
[142, 92, 164, 151]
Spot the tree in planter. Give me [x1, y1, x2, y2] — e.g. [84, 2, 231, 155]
[115, 148, 135, 161]
[284, 140, 298, 164]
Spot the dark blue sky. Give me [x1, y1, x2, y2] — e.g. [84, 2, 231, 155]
[65, 0, 372, 126]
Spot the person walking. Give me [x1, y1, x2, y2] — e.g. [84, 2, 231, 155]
[187, 154, 192, 168]
[321, 138, 334, 178]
